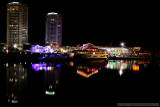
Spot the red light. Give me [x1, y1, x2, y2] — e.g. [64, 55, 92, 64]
[87, 68, 90, 72]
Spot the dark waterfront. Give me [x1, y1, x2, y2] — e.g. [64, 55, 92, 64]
[0, 54, 159, 106]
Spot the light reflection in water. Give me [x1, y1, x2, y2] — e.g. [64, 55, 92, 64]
[32, 63, 61, 72]
[77, 69, 99, 78]
[32, 62, 61, 96]
[6, 63, 27, 104]
[69, 60, 151, 77]
[44, 66, 61, 96]
[105, 60, 150, 71]
[104, 60, 150, 76]
[132, 64, 139, 71]
[69, 60, 106, 78]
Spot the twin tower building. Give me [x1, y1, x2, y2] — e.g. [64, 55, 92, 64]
[7, 2, 62, 48]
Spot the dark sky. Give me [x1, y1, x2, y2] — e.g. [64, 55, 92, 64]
[0, 0, 159, 47]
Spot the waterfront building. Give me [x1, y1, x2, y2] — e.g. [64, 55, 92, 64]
[100, 47, 129, 57]
[7, 2, 28, 48]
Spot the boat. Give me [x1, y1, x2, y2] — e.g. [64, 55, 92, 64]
[83, 50, 108, 60]
[73, 48, 109, 60]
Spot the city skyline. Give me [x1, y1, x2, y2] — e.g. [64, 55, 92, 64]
[0, 0, 158, 47]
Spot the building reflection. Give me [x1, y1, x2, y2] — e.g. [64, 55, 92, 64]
[69, 60, 106, 78]
[32, 62, 61, 96]
[77, 67, 99, 78]
[105, 60, 150, 76]
[69, 60, 151, 77]
[6, 63, 27, 104]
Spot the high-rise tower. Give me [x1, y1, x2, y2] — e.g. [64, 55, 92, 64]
[45, 12, 62, 46]
[7, 2, 28, 48]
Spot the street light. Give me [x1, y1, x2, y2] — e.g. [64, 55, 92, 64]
[13, 44, 17, 48]
[120, 42, 125, 47]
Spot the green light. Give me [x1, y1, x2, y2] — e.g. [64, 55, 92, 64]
[109, 61, 116, 65]
[110, 65, 113, 70]
[11, 100, 18, 104]
[45, 91, 55, 95]
[130, 66, 132, 70]
[8, 99, 10, 102]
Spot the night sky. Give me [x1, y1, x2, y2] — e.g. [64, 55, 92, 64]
[0, 0, 159, 47]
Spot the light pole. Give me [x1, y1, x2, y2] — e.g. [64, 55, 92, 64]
[120, 42, 125, 57]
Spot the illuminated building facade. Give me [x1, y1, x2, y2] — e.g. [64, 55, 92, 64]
[45, 12, 62, 46]
[7, 2, 28, 47]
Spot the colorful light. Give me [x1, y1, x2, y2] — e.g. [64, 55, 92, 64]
[56, 64, 61, 68]
[107, 48, 111, 53]
[77, 69, 98, 78]
[99, 67, 102, 70]
[32, 63, 48, 71]
[132, 64, 139, 71]
[105, 63, 110, 69]
[29, 45, 54, 53]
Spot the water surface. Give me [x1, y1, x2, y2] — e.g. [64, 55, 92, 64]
[0, 59, 159, 106]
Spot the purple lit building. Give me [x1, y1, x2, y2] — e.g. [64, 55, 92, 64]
[45, 12, 62, 47]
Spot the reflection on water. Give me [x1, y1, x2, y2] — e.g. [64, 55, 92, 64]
[0, 59, 155, 105]
[68, 60, 106, 78]
[77, 68, 99, 78]
[68, 60, 151, 78]
[32, 62, 61, 96]
[105, 60, 150, 71]
[6, 63, 27, 104]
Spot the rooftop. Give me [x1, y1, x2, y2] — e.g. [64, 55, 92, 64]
[8, 2, 21, 5]
[47, 12, 58, 15]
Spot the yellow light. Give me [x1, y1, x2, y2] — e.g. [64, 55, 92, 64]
[56, 80, 59, 84]
[68, 61, 74, 67]
[77, 69, 98, 78]
[6, 50, 9, 54]
[132, 64, 139, 71]
[6, 63, 8, 67]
